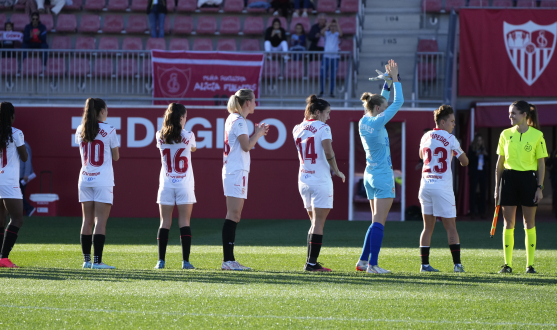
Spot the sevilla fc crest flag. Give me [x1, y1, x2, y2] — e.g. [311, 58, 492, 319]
[459, 9, 557, 97]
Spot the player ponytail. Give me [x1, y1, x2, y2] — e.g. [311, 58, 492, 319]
[227, 89, 254, 119]
[512, 100, 540, 130]
[434, 105, 454, 125]
[361, 92, 386, 114]
[0, 102, 15, 148]
[81, 98, 106, 143]
[304, 94, 330, 120]
[161, 103, 187, 144]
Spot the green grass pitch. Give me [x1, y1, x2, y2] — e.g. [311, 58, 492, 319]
[1, 217, 556, 329]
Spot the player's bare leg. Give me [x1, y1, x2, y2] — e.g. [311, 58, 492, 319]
[304, 207, 331, 271]
[0, 199, 24, 267]
[442, 217, 463, 272]
[222, 197, 249, 270]
[372, 198, 393, 225]
[419, 213, 438, 272]
[90, 202, 113, 269]
[522, 206, 537, 273]
[225, 197, 244, 223]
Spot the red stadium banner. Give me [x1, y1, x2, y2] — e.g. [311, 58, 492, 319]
[151, 51, 264, 105]
[459, 9, 557, 97]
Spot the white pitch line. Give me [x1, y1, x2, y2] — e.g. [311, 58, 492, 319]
[0, 304, 555, 327]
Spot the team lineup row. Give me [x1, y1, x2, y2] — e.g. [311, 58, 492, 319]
[0, 60, 548, 274]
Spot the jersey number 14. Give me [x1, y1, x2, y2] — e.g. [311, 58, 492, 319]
[162, 148, 189, 174]
[296, 137, 318, 164]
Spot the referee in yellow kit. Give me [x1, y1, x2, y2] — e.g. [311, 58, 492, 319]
[494, 101, 547, 274]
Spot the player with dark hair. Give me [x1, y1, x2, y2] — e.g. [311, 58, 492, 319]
[76, 98, 120, 269]
[418, 105, 469, 272]
[495, 101, 547, 274]
[154, 103, 197, 270]
[0, 102, 28, 268]
[293, 95, 345, 272]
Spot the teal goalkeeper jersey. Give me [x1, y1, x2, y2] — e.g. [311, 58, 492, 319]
[358, 82, 404, 174]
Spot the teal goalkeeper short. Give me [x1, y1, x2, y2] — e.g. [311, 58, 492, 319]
[363, 170, 395, 200]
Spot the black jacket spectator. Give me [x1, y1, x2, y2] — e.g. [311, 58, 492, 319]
[23, 20, 48, 46]
[265, 26, 287, 48]
[146, 0, 167, 14]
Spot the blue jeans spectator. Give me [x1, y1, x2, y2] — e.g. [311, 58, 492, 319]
[148, 7, 165, 38]
[320, 57, 338, 95]
[295, 0, 312, 9]
[22, 42, 49, 66]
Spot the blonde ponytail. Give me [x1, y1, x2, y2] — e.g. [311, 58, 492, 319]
[227, 89, 254, 118]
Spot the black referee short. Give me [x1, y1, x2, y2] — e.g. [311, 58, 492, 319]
[500, 169, 538, 207]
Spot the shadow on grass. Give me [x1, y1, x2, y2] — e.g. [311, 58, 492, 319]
[1, 268, 556, 287]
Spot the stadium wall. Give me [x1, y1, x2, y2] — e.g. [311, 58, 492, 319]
[16, 106, 433, 219]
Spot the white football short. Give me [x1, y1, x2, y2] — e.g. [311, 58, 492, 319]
[0, 185, 23, 199]
[298, 181, 333, 210]
[157, 186, 196, 205]
[418, 187, 456, 219]
[79, 186, 114, 204]
[222, 170, 248, 199]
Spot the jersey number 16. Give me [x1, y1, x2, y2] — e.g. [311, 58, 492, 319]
[162, 148, 189, 174]
[296, 137, 318, 164]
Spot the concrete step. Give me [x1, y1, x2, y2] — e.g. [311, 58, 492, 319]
[364, 0, 422, 10]
[364, 13, 421, 31]
[360, 35, 418, 54]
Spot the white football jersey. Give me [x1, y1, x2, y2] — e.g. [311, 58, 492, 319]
[223, 113, 250, 174]
[420, 129, 464, 190]
[0, 127, 25, 186]
[156, 130, 196, 188]
[292, 119, 333, 185]
[76, 122, 120, 187]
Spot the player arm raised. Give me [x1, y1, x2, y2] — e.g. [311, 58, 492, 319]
[17, 145, 28, 162]
[111, 147, 119, 161]
[322, 139, 345, 182]
[237, 122, 269, 152]
[494, 155, 505, 206]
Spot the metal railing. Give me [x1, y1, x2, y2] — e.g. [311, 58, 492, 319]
[0, 49, 353, 104]
[412, 51, 445, 103]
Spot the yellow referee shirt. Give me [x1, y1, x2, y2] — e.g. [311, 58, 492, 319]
[496, 126, 548, 171]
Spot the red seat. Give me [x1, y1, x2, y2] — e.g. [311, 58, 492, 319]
[308, 61, 320, 78]
[339, 38, 353, 53]
[21, 58, 43, 76]
[289, 17, 310, 34]
[192, 38, 213, 51]
[284, 61, 304, 79]
[176, 0, 196, 12]
[55, 14, 77, 32]
[51, 36, 72, 49]
[169, 38, 189, 50]
[167, 0, 175, 11]
[11, 14, 29, 32]
[492, 0, 513, 6]
[69, 58, 91, 76]
[117, 58, 138, 77]
[107, 0, 129, 11]
[336, 60, 348, 79]
[417, 39, 438, 52]
[468, 0, 489, 6]
[45, 58, 66, 77]
[316, 0, 336, 13]
[99, 36, 120, 50]
[164, 17, 171, 33]
[0, 14, 5, 28]
[64, 0, 83, 10]
[224, 0, 244, 12]
[444, 0, 465, 11]
[126, 15, 148, 33]
[516, 0, 536, 7]
[93, 58, 114, 77]
[146, 37, 166, 50]
[216, 38, 237, 51]
[246, 0, 266, 12]
[417, 63, 437, 81]
[266, 17, 287, 29]
[263, 60, 280, 78]
[84, 0, 106, 10]
[422, 0, 442, 12]
[122, 37, 143, 50]
[340, 0, 358, 12]
[243, 16, 263, 35]
[173, 16, 193, 34]
[79, 15, 101, 33]
[130, 0, 148, 11]
[338, 16, 356, 35]
[75, 36, 96, 49]
[196, 16, 217, 34]
[220, 16, 240, 35]
[540, 0, 557, 7]
[0, 58, 18, 76]
[40, 14, 54, 31]
[240, 39, 260, 51]
[102, 15, 124, 33]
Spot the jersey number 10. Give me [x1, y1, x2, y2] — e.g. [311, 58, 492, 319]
[422, 147, 448, 173]
[296, 137, 318, 164]
[81, 141, 104, 167]
[162, 148, 189, 174]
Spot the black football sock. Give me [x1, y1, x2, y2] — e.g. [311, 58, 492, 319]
[93, 234, 106, 264]
[81, 234, 93, 263]
[420, 246, 430, 265]
[0, 225, 19, 259]
[222, 219, 237, 262]
[180, 226, 192, 262]
[157, 228, 170, 261]
[449, 244, 461, 264]
[307, 234, 323, 265]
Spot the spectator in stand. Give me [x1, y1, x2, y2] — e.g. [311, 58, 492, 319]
[1, 22, 16, 50]
[468, 133, 488, 219]
[15, 0, 38, 17]
[37, 0, 66, 15]
[22, 12, 49, 65]
[19, 142, 35, 216]
[319, 19, 342, 98]
[308, 13, 327, 52]
[264, 18, 288, 55]
[293, 0, 312, 17]
[290, 23, 306, 52]
[197, 0, 222, 9]
[147, 0, 167, 38]
[270, 0, 289, 17]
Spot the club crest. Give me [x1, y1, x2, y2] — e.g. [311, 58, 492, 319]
[503, 21, 557, 86]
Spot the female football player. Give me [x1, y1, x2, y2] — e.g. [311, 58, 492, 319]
[293, 95, 345, 272]
[154, 103, 197, 270]
[221, 89, 269, 271]
[356, 59, 403, 274]
[76, 98, 120, 269]
[0, 102, 28, 268]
